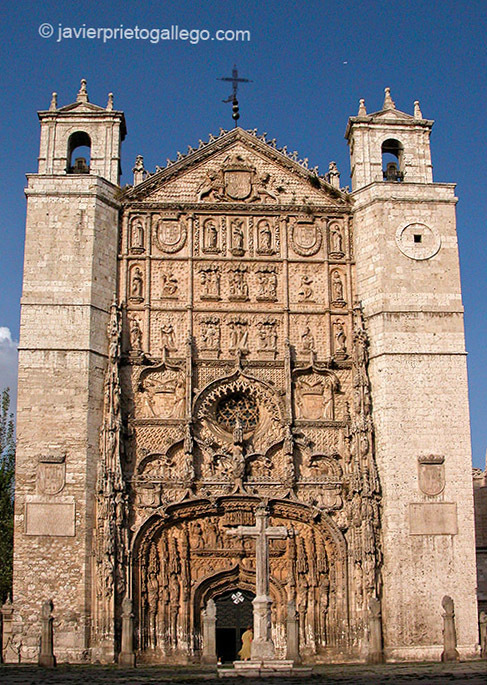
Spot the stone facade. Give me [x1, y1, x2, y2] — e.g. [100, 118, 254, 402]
[5, 82, 479, 665]
[473, 463, 487, 617]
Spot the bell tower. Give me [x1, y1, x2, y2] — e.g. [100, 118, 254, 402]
[13, 80, 126, 661]
[346, 89, 479, 660]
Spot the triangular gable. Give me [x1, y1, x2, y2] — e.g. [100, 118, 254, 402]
[125, 128, 349, 206]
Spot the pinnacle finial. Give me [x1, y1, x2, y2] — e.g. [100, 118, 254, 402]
[106, 92, 114, 111]
[49, 92, 57, 111]
[358, 98, 367, 116]
[76, 78, 89, 103]
[383, 87, 395, 110]
[414, 100, 423, 119]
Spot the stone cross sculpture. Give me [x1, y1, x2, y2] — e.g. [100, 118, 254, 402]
[441, 595, 459, 662]
[227, 502, 288, 661]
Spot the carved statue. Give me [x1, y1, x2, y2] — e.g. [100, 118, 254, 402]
[300, 325, 315, 352]
[200, 267, 221, 299]
[257, 268, 278, 300]
[131, 220, 144, 249]
[257, 319, 278, 351]
[298, 275, 314, 301]
[334, 320, 347, 354]
[228, 268, 249, 300]
[131, 267, 144, 299]
[228, 319, 249, 352]
[252, 172, 278, 202]
[231, 219, 245, 253]
[197, 169, 224, 201]
[330, 225, 343, 254]
[331, 271, 344, 302]
[160, 323, 176, 351]
[161, 272, 178, 297]
[168, 377, 185, 418]
[201, 317, 220, 350]
[258, 220, 273, 251]
[205, 220, 218, 249]
[129, 317, 142, 353]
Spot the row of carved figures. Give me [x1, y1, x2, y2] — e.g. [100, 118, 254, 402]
[128, 216, 345, 257]
[128, 265, 347, 306]
[128, 316, 348, 357]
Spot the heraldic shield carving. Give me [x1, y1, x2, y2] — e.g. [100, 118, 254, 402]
[418, 455, 445, 496]
[37, 455, 66, 495]
[154, 214, 187, 253]
[290, 217, 322, 256]
[223, 161, 254, 200]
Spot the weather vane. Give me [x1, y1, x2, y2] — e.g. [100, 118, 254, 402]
[218, 65, 252, 127]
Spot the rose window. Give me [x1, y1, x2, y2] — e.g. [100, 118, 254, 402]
[215, 393, 259, 432]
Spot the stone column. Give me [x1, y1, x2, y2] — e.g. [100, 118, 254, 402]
[285, 599, 300, 663]
[479, 611, 487, 659]
[201, 599, 217, 664]
[441, 595, 459, 662]
[118, 597, 136, 667]
[38, 600, 56, 668]
[367, 597, 384, 664]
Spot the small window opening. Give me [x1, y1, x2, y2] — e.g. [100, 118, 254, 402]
[413, 234, 422, 244]
[382, 139, 404, 182]
[67, 131, 91, 174]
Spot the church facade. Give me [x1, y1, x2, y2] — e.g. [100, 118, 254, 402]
[4, 81, 479, 664]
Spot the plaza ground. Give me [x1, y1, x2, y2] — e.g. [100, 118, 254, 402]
[0, 661, 486, 684]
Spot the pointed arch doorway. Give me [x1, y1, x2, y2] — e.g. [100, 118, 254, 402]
[215, 589, 254, 663]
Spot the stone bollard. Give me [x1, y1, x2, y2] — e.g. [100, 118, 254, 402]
[441, 595, 459, 662]
[479, 611, 487, 659]
[201, 599, 217, 664]
[38, 600, 56, 667]
[286, 598, 300, 664]
[367, 597, 384, 664]
[118, 597, 136, 667]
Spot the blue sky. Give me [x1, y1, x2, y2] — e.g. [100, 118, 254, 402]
[0, 0, 486, 467]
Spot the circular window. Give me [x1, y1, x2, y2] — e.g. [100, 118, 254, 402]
[215, 393, 259, 432]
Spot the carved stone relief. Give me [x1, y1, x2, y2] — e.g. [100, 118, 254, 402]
[294, 372, 338, 421]
[199, 316, 221, 355]
[129, 266, 144, 303]
[227, 317, 249, 353]
[199, 264, 221, 301]
[418, 455, 445, 496]
[202, 218, 220, 253]
[129, 316, 143, 354]
[330, 270, 346, 308]
[333, 319, 347, 359]
[229, 218, 246, 256]
[329, 222, 345, 258]
[37, 454, 66, 495]
[290, 217, 322, 257]
[256, 265, 278, 301]
[298, 274, 315, 302]
[130, 216, 146, 254]
[154, 214, 187, 254]
[137, 367, 186, 419]
[227, 265, 249, 301]
[161, 272, 179, 299]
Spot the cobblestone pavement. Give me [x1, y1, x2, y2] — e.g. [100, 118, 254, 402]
[0, 662, 486, 684]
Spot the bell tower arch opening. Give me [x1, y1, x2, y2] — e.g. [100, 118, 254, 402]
[381, 138, 404, 182]
[67, 131, 91, 174]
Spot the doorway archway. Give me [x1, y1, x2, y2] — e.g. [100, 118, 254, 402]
[215, 589, 254, 663]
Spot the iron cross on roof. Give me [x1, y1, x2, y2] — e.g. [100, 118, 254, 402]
[218, 64, 252, 127]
